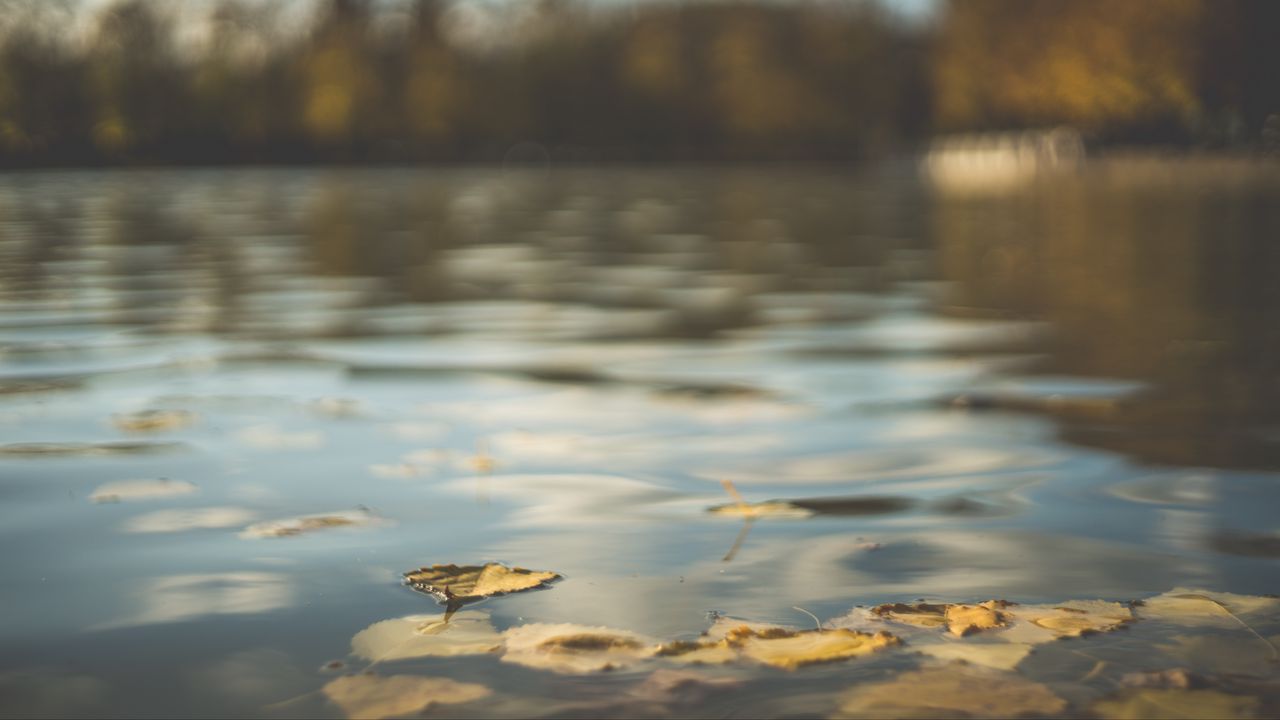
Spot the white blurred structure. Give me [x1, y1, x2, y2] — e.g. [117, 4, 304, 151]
[923, 127, 1085, 193]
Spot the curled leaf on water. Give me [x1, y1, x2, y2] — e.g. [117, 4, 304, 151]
[836, 663, 1067, 719]
[350, 611, 503, 662]
[1091, 688, 1260, 720]
[111, 409, 195, 433]
[403, 563, 561, 606]
[501, 623, 658, 674]
[240, 508, 385, 539]
[706, 479, 813, 519]
[322, 674, 490, 720]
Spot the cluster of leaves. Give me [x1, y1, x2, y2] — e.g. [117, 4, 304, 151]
[318, 568, 1280, 719]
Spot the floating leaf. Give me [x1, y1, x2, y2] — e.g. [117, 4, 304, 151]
[322, 674, 490, 720]
[915, 641, 1034, 671]
[734, 627, 899, 670]
[235, 424, 324, 450]
[869, 602, 949, 629]
[89, 478, 197, 503]
[706, 501, 812, 519]
[111, 409, 195, 433]
[501, 623, 657, 673]
[1120, 668, 1201, 690]
[1005, 600, 1135, 640]
[1139, 588, 1280, 628]
[659, 619, 898, 670]
[240, 509, 383, 539]
[945, 602, 1010, 637]
[403, 563, 561, 604]
[350, 611, 502, 661]
[870, 600, 1009, 636]
[121, 506, 256, 533]
[836, 664, 1067, 719]
[1092, 689, 1259, 720]
[708, 479, 813, 519]
[0, 441, 186, 457]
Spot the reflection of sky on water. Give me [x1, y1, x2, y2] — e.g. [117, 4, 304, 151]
[1, 165, 1279, 716]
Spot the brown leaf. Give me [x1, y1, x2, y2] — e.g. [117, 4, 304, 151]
[403, 563, 561, 604]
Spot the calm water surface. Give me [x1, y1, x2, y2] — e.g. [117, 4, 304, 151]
[1, 163, 1278, 717]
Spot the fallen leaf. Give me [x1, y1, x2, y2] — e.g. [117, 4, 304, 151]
[627, 668, 743, 704]
[706, 501, 813, 519]
[121, 506, 256, 533]
[1139, 588, 1280, 628]
[501, 623, 657, 673]
[658, 619, 898, 670]
[89, 478, 197, 503]
[708, 479, 813, 519]
[945, 602, 1010, 637]
[835, 664, 1067, 719]
[1001, 600, 1134, 642]
[404, 563, 561, 604]
[1092, 689, 1259, 720]
[870, 600, 1009, 636]
[112, 409, 195, 433]
[869, 602, 949, 629]
[350, 611, 502, 661]
[915, 641, 1034, 671]
[734, 627, 900, 670]
[240, 509, 383, 538]
[322, 674, 490, 720]
[235, 424, 324, 450]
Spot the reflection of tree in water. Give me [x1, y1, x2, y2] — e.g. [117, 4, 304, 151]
[934, 162, 1280, 469]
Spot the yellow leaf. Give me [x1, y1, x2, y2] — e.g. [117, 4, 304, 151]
[658, 621, 898, 670]
[240, 509, 384, 539]
[945, 602, 1010, 637]
[836, 664, 1067, 719]
[403, 563, 561, 603]
[1092, 689, 1259, 720]
[1139, 588, 1280, 628]
[322, 674, 490, 720]
[350, 611, 502, 661]
[1004, 600, 1134, 641]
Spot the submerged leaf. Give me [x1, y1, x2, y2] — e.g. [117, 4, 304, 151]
[1092, 689, 1259, 720]
[351, 611, 503, 661]
[403, 563, 561, 604]
[836, 664, 1067, 719]
[121, 506, 256, 533]
[322, 674, 490, 720]
[628, 669, 743, 704]
[915, 641, 1034, 671]
[502, 623, 657, 673]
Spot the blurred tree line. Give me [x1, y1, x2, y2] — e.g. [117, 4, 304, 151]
[0, 0, 1275, 166]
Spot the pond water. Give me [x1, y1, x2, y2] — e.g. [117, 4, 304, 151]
[1, 162, 1278, 718]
